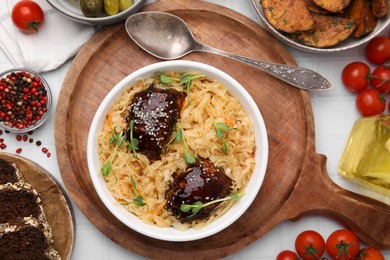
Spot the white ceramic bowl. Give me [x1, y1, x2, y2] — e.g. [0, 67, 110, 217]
[87, 60, 268, 241]
[47, 0, 146, 25]
[251, 0, 390, 52]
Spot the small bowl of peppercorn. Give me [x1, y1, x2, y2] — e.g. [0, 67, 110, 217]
[0, 68, 52, 133]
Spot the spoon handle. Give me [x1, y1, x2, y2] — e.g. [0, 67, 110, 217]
[198, 44, 332, 91]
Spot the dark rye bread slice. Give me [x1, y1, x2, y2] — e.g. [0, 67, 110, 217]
[0, 158, 23, 185]
[0, 217, 60, 260]
[0, 182, 45, 223]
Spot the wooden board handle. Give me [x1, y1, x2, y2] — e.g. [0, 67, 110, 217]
[279, 153, 390, 249]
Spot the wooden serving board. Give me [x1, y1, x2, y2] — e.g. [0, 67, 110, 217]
[0, 152, 74, 260]
[54, 0, 390, 259]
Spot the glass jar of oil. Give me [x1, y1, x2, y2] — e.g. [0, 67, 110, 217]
[338, 114, 390, 195]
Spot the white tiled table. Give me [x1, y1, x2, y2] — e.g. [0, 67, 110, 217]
[0, 0, 389, 259]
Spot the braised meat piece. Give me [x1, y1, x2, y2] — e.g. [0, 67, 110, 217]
[128, 85, 186, 160]
[165, 159, 233, 223]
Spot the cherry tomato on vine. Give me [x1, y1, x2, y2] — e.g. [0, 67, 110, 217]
[326, 229, 360, 260]
[276, 250, 299, 260]
[370, 66, 390, 95]
[11, 0, 44, 34]
[365, 36, 390, 65]
[356, 247, 385, 260]
[342, 62, 370, 92]
[295, 230, 325, 260]
[356, 89, 385, 117]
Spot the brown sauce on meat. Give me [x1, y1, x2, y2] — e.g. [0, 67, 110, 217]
[165, 159, 233, 223]
[127, 84, 186, 160]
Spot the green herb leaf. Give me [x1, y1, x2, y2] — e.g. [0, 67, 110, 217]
[127, 120, 139, 156]
[180, 193, 245, 218]
[222, 140, 228, 154]
[131, 176, 138, 195]
[176, 128, 183, 142]
[131, 138, 139, 148]
[184, 151, 196, 164]
[180, 204, 193, 213]
[101, 128, 126, 176]
[159, 74, 174, 84]
[213, 121, 237, 154]
[230, 192, 245, 200]
[101, 162, 112, 177]
[179, 73, 194, 83]
[133, 195, 146, 206]
[215, 128, 224, 139]
[214, 122, 231, 132]
[130, 176, 145, 207]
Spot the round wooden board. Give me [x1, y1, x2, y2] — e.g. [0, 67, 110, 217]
[55, 0, 390, 259]
[0, 152, 75, 260]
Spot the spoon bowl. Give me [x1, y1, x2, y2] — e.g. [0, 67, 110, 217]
[125, 11, 195, 59]
[125, 11, 333, 91]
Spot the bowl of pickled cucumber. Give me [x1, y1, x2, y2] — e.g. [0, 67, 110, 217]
[47, 0, 147, 25]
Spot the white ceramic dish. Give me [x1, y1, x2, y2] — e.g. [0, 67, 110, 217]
[250, 0, 390, 52]
[47, 0, 146, 25]
[87, 60, 268, 242]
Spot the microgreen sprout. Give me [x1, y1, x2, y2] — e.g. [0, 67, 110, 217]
[158, 73, 205, 97]
[180, 192, 245, 218]
[213, 121, 237, 154]
[127, 119, 139, 156]
[120, 176, 146, 207]
[163, 122, 196, 164]
[101, 124, 139, 178]
[101, 127, 126, 178]
[130, 176, 146, 206]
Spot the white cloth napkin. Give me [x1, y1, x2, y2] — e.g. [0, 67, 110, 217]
[0, 0, 96, 72]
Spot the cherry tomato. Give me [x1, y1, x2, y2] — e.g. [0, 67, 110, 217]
[342, 62, 370, 92]
[356, 89, 385, 117]
[295, 230, 325, 260]
[370, 66, 390, 95]
[11, 0, 44, 34]
[276, 250, 299, 260]
[356, 247, 385, 260]
[326, 229, 360, 260]
[365, 36, 390, 65]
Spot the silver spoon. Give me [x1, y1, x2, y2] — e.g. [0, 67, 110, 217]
[125, 11, 333, 91]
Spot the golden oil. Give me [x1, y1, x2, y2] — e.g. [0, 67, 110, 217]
[338, 114, 390, 194]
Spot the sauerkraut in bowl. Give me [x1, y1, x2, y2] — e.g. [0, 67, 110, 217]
[87, 60, 268, 241]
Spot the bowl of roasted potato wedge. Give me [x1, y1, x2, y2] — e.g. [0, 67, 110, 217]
[47, 0, 146, 25]
[251, 0, 390, 52]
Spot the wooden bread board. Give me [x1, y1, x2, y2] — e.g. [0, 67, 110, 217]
[54, 0, 390, 259]
[0, 152, 74, 260]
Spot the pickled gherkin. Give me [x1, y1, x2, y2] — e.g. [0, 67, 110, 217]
[104, 0, 119, 16]
[80, 0, 104, 17]
[338, 114, 390, 194]
[119, 0, 133, 11]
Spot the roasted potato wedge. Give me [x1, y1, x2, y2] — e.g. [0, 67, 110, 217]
[312, 0, 351, 12]
[304, 0, 330, 14]
[292, 14, 356, 48]
[344, 0, 377, 38]
[261, 0, 314, 33]
[372, 0, 389, 17]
